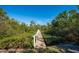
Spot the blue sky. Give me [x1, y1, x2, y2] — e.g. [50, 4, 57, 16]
[0, 5, 77, 25]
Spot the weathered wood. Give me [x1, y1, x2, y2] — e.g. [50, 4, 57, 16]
[33, 29, 46, 49]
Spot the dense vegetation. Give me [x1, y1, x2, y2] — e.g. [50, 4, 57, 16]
[0, 6, 79, 52]
[45, 8, 79, 45]
[0, 8, 34, 49]
[0, 8, 49, 50]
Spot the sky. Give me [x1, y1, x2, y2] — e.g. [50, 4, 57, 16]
[0, 5, 77, 25]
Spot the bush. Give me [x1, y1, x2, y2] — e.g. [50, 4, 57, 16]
[0, 33, 33, 49]
[43, 34, 64, 45]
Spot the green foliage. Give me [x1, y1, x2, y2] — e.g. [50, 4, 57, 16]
[0, 8, 35, 49]
[0, 33, 33, 49]
[0, 6, 79, 52]
[47, 9, 79, 44]
[43, 34, 64, 45]
[23, 46, 65, 53]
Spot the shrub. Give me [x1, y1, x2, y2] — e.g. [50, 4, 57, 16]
[43, 34, 64, 45]
[0, 33, 33, 49]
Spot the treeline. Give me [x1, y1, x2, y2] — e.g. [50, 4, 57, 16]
[44, 6, 79, 45]
[0, 6, 79, 49]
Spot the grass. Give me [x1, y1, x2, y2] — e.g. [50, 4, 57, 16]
[21, 46, 66, 53]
